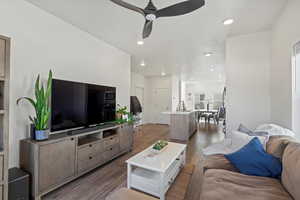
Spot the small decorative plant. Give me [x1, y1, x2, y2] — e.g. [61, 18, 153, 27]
[116, 104, 133, 124]
[17, 70, 52, 140]
[153, 140, 168, 151]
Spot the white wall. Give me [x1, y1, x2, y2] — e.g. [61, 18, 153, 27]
[130, 72, 145, 123]
[270, 0, 300, 139]
[131, 72, 145, 96]
[0, 0, 131, 167]
[225, 31, 271, 133]
[171, 75, 180, 111]
[143, 76, 172, 124]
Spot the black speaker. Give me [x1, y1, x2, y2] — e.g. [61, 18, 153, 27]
[8, 167, 29, 200]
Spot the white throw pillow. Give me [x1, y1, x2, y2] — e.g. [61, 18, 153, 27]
[231, 131, 267, 151]
[202, 139, 232, 156]
[203, 131, 268, 156]
[255, 124, 295, 137]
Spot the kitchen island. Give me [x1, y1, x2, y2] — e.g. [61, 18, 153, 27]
[162, 111, 197, 141]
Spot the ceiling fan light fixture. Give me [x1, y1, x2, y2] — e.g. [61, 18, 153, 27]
[137, 40, 144, 45]
[146, 14, 156, 21]
[223, 18, 234, 25]
[204, 52, 213, 57]
[140, 61, 146, 67]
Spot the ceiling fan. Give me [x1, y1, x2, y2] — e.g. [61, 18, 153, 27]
[110, 0, 205, 39]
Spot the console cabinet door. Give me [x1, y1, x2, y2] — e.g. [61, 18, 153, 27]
[39, 138, 76, 193]
[119, 124, 134, 152]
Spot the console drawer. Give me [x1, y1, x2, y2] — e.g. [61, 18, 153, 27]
[103, 136, 119, 150]
[78, 142, 103, 161]
[77, 154, 104, 173]
[103, 145, 120, 161]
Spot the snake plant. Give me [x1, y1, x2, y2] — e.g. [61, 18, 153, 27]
[17, 70, 52, 131]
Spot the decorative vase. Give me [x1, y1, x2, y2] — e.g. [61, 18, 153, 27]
[30, 124, 36, 140]
[35, 129, 49, 141]
[116, 113, 122, 120]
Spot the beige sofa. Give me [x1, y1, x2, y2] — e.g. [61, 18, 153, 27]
[108, 136, 299, 200]
[200, 136, 299, 200]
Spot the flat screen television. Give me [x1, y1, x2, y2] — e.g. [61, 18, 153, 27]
[51, 79, 116, 132]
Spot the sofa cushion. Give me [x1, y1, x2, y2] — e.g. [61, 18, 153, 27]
[225, 137, 282, 178]
[282, 142, 300, 200]
[202, 154, 238, 172]
[106, 188, 157, 200]
[266, 136, 295, 160]
[231, 131, 267, 150]
[200, 169, 293, 200]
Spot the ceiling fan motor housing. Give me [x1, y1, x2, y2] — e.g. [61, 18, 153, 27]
[145, 0, 157, 21]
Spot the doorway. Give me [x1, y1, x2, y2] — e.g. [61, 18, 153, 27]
[292, 42, 300, 134]
[135, 86, 144, 124]
[153, 88, 170, 124]
[135, 87, 144, 109]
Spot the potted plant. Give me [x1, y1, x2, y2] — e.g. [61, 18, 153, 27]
[116, 104, 134, 124]
[17, 70, 52, 141]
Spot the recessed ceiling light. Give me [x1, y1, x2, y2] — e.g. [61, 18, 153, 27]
[161, 72, 166, 76]
[137, 40, 144, 45]
[204, 52, 213, 57]
[223, 18, 234, 25]
[140, 61, 146, 67]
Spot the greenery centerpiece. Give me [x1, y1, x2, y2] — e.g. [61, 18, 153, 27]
[17, 70, 52, 141]
[152, 140, 168, 152]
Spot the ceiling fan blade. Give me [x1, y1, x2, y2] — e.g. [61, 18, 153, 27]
[110, 0, 145, 16]
[156, 0, 205, 18]
[143, 20, 153, 39]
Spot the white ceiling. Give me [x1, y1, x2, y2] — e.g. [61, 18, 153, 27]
[26, 0, 287, 81]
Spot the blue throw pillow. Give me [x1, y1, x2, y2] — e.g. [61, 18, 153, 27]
[224, 137, 282, 178]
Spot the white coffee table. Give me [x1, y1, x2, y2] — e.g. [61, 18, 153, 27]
[126, 142, 187, 200]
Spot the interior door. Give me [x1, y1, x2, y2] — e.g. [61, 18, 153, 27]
[153, 88, 170, 124]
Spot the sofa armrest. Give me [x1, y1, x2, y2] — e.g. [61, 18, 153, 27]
[266, 136, 295, 160]
[202, 154, 238, 173]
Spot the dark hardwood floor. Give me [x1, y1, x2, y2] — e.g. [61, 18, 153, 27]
[43, 123, 224, 200]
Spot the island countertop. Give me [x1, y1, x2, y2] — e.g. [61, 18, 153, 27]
[162, 111, 196, 115]
[162, 111, 197, 141]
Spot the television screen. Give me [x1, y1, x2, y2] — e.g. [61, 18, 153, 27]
[51, 79, 116, 132]
[87, 84, 116, 125]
